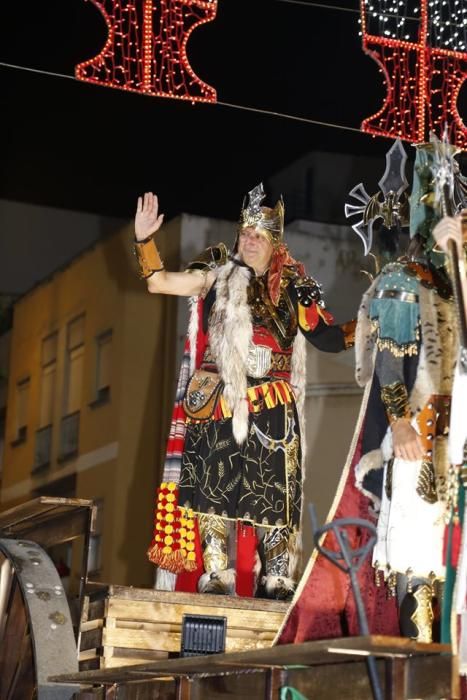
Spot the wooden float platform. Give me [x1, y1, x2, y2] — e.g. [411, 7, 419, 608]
[53, 634, 454, 700]
[79, 584, 289, 669]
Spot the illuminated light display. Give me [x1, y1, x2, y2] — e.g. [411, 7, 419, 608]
[359, 0, 467, 148]
[76, 0, 217, 103]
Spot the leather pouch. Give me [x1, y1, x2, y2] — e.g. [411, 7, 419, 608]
[183, 370, 223, 420]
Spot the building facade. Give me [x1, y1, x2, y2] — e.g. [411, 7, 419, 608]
[1, 219, 181, 589]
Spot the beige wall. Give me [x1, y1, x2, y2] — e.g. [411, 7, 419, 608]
[1, 220, 181, 589]
[301, 347, 363, 564]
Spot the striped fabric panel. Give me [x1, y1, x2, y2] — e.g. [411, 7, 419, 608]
[161, 340, 191, 484]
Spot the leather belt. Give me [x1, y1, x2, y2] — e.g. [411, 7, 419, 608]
[374, 289, 418, 303]
[202, 346, 291, 377]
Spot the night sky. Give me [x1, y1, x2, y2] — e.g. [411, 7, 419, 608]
[0, 0, 464, 223]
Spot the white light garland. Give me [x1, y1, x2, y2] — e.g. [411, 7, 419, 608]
[362, 0, 466, 51]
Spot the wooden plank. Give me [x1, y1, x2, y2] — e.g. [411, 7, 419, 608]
[51, 635, 453, 686]
[85, 598, 107, 621]
[80, 618, 104, 633]
[106, 599, 285, 630]
[265, 668, 288, 700]
[105, 620, 276, 641]
[385, 657, 407, 700]
[102, 585, 289, 613]
[0, 498, 95, 554]
[15, 510, 92, 549]
[103, 628, 185, 652]
[80, 627, 104, 650]
[177, 677, 192, 700]
[102, 628, 287, 654]
[0, 497, 93, 531]
[64, 654, 454, 700]
[104, 657, 159, 669]
[104, 648, 169, 663]
[79, 649, 100, 662]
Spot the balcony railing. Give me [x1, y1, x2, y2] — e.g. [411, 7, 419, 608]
[59, 411, 80, 461]
[32, 424, 52, 472]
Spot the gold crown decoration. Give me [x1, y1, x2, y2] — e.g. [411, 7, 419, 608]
[239, 183, 284, 247]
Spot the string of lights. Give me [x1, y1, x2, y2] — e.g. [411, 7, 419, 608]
[360, 0, 466, 49]
[75, 0, 218, 103]
[276, 0, 467, 147]
[1, 0, 465, 148]
[360, 0, 466, 148]
[0, 60, 363, 134]
[275, 0, 420, 22]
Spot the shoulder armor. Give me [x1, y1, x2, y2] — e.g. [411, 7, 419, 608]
[378, 259, 437, 295]
[291, 272, 325, 308]
[185, 243, 229, 273]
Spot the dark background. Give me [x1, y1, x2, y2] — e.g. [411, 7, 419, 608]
[0, 0, 465, 224]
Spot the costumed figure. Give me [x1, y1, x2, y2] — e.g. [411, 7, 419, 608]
[276, 138, 464, 646]
[136, 185, 355, 599]
[432, 141, 467, 686]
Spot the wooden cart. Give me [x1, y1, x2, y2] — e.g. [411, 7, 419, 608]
[0, 497, 95, 699]
[0, 496, 457, 700]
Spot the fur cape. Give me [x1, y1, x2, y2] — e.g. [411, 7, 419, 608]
[188, 260, 308, 450]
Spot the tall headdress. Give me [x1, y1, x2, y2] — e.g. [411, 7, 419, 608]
[238, 183, 284, 248]
[235, 183, 304, 307]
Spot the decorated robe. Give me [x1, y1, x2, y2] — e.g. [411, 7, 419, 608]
[276, 256, 457, 643]
[148, 245, 353, 595]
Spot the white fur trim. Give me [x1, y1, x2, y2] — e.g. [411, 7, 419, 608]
[290, 330, 307, 470]
[155, 568, 176, 591]
[209, 262, 253, 445]
[188, 297, 200, 374]
[354, 448, 383, 509]
[355, 278, 379, 387]
[262, 575, 296, 599]
[198, 568, 237, 595]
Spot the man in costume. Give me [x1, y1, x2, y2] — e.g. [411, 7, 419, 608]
[134, 186, 355, 599]
[433, 208, 467, 684]
[276, 140, 465, 644]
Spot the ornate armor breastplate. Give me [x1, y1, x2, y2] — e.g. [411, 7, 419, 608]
[247, 273, 297, 350]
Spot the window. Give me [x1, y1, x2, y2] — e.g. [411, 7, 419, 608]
[93, 330, 112, 405]
[64, 315, 85, 416]
[13, 377, 30, 444]
[66, 345, 84, 415]
[60, 315, 84, 460]
[39, 333, 57, 428]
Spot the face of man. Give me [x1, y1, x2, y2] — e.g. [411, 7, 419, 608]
[237, 226, 274, 274]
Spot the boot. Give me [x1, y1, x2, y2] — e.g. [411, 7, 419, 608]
[260, 527, 296, 600]
[197, 514, 235, 595]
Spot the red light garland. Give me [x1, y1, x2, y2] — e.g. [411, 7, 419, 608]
[360, 0, 466, 149]
[76, 0, 217, 103]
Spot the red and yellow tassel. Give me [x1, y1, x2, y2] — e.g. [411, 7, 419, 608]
[147, 482, 198, 573]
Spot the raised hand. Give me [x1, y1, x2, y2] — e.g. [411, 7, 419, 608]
[135, 192, 165, 241]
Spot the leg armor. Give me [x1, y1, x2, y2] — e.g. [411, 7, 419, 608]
[197, 514, 236, 595]
[260, 526, 297, 600]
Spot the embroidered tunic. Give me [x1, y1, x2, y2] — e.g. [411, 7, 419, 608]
[178, 256, 349, 534]
[356, 258, 457, 582]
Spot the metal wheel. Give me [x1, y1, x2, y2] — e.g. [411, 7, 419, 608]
[0, 538, 78, 699]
